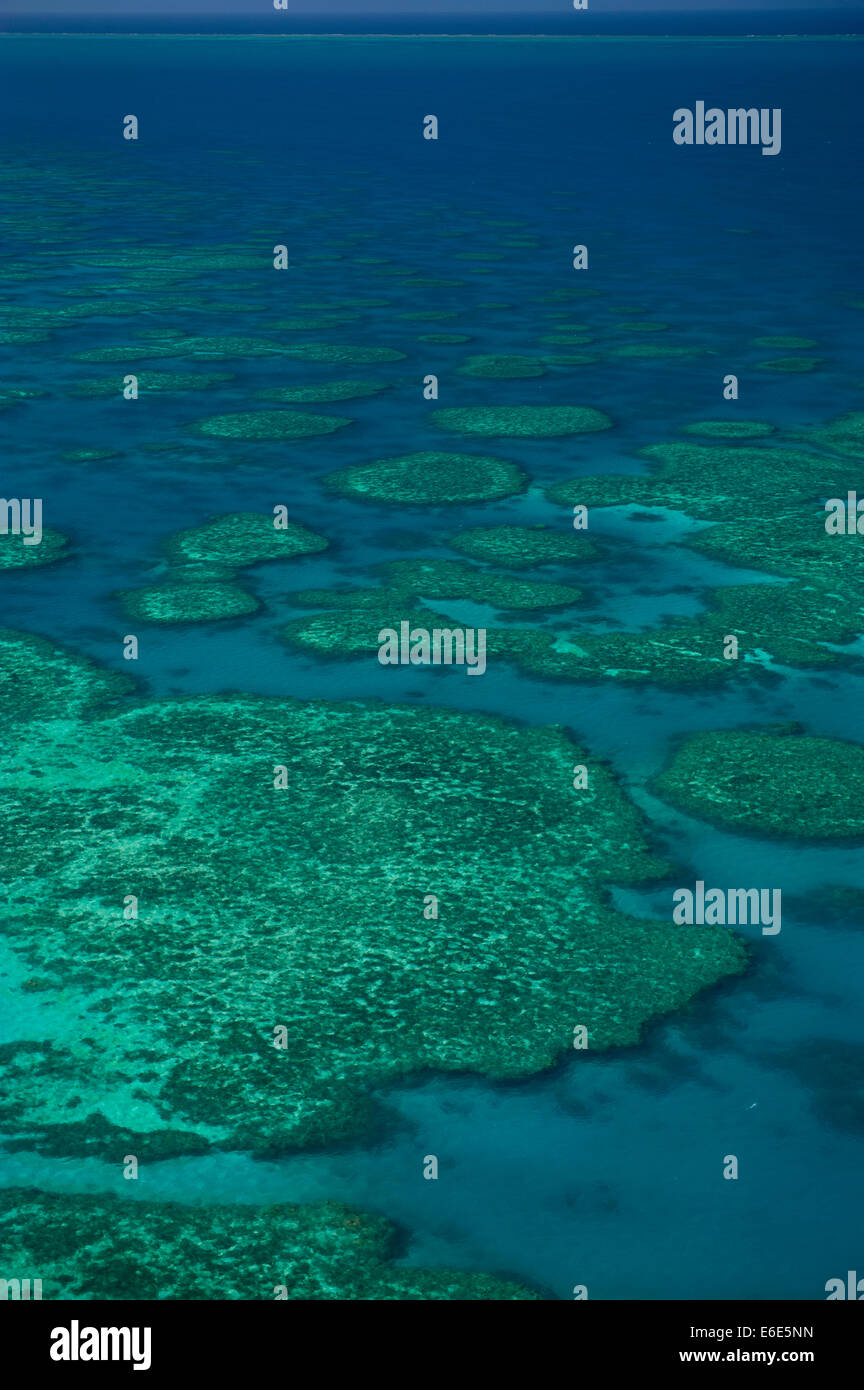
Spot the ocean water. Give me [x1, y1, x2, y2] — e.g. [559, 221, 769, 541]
[0, 31, 863, 1300]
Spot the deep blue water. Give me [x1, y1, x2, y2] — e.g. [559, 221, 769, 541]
[0, 32, 862, 1299]
[5, 11, 864, 36]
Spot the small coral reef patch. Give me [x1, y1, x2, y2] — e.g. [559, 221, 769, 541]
[0, 528, 68, 570]
[118, 512, 328, 624]
[191, 410, 351, 440]
[292, 557, 584, 614]
[68, 371, 234, 398]
[254, 380, 389, 403]
[448, 524, 598, 569]
[755, 357, 822, 373]
[653, 727, 864, 839]
[326, 451, 527, 505]
[457, 355, 547, 379]
[280, 343, 406, 364]
[430, 405, 613, 438]
[679, 421, 774, 440]
[121, 582, 260, 624]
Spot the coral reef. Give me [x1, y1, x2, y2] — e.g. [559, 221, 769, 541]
[448, 524, 598, 569]
[430, 406, 613, 438]
[457, 355, 547, 379]
[119, 513, 328, 624]
[68, 372, 234, 397]
[254, 381, 389, 403]
[0, 629, 744, 1158]
[0, 529, 68, 570]
[679, 421, 774, 440]
[326, 451, 527, 505]
[653, 728, 864, 839]
[191, 410, 351, 440]
[0, 1189, 540, 1300]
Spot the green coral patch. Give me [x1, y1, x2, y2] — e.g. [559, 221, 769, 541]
[796, 411, 864, 459]
[457, 355, 547, 379]
[549, 442, 860, 521]
[326, 451, 527, 505]
[0, 528, 68, 570]
[755, 357, 822, 373]
[0, 330, 51, 344]
[680, 420, 775, 440]
[493, 579, 859, 687]
[684, 505, 862, 591]
[191, 410, 351, 440]
[271, 316, 360, 330]
[0, 1190, 539, 1300]
[76, 250, 262, 273]
[538, 334, 595, 346]
[67, 371, 234, 398]
[282, 603, 421, 656]
[430, 406, 613, 438]
[120, 514, 329, 625]
[0, 628, 130, 726]
[120, 581, 259, 624]
[294, 563, 581, 614]
[166, 512, 328, 570]
[285, 556, 851, 688]
[0, 386, 49, 402]
[254, 380, 389, 404]
[653, 729, 864, 839]
[72, 338, 288, 362]
[280, 343, 406, 364]
[397, 560, 583, 610]
[61, 449, 121, 462]
[449, 524, 598, 569]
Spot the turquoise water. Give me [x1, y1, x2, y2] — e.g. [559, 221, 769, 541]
[1, 34, 863, 1299]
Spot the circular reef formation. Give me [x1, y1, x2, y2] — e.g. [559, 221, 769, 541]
[326, 451, 528, 505]
[653, 728, 864, 840]
[430, 406, 613, 438]
[191, 410, 351, 440]
[0, 528, 68, 570]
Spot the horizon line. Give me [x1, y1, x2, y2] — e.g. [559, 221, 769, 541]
[0, 29, 858, 38]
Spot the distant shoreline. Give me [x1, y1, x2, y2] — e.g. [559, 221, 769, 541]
[2, 10, 863, 40]
[0, 30, 859, 41]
